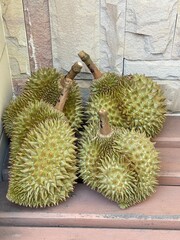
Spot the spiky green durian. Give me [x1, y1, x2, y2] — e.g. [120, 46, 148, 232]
[79, 51, 166, 137]
[2, 90, 35, 138]
[79, 111, 159, 209]
[86, 73, 127, 128]
[117, 74, 166, 137]
[10, 100, 67, 163]
[3, 67, 83, 138]
[7, 118, 77, 208]
[88, 74, 166, 137]
[24, 68, 62, 105]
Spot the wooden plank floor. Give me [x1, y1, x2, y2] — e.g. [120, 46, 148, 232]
[0, 116, 180, 239]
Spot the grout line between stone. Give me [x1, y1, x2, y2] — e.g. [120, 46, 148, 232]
[122, 0, 128, 76]
[171, 13, 178, 58]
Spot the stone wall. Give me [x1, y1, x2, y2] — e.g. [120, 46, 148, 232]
[0, 0, 30, 78]
[0, 3, 13, 180]
[1, 0, 180, 112]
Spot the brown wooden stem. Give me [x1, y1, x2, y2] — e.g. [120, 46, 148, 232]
[78, 51, 103, 79]
[98, 109, 112, 136]
[55, 78, 73, 112]
[61, 62, 82, 87]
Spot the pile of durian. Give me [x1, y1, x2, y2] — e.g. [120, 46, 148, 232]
[2, 51, 166, 209]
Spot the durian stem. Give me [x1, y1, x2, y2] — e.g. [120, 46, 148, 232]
[98, 110, 112, 136]
[60, 62, 83, 87]
[78, 51, 103, 79]
[55, 78, 73, 112]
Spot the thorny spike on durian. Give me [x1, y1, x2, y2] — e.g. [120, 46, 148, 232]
[7, 118, 77, 208]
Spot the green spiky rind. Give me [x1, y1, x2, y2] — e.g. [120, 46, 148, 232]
[96, 155, 138, 208]
[2, 68, 62, 138]
[2, 90, 37, 138]
[79, 124, 138, 206]
[118, 74, 166, 137]
[86, 94, 126, 128]
[88, 73, 166, 137]
[78, 124, 101, 189]
[79, 123, 159, 209]
[114, 128, 159, 206]
[24, 68, 63, 106]
[7, 119, 77, 208]
[63, 81, 83, 130]
[26, 68, 83, 130]
[90, 73, 121, 97]
[10, 100, 67, 163]
[3, 68, 82, 137]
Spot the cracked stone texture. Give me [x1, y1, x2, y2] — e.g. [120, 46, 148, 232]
[49, 0, 100, 75]
[23, 0, 53, 72]
[125, 0, 178, 60]
[0, 4, 13, 135]
[100, 0, 126, 74]
[1, 0, 180, 112]
[0, 0, 30, 77]
[157, 81, 180, 112]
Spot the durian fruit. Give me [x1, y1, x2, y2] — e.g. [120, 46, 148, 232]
[116, 74, 166, 137]
[7, 118, 77, 208]
[10, 99, 67, 163]
[24, 67, 63, 105]
[7, 80, 78, 207]
[79, 110, 159, 209]
[3, 63, 83, 138]
[78, 51, 166, 137]
[10, 78, 73, 163]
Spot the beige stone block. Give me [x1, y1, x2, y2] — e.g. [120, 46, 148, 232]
[125, 0, 178, 60]
[49, 0, 100, 73]
[100, 0, 126, 74]
[0, 0, 30, 76]
[157, 81, 180, 112]
[124, 59, 180, 80]
[0, 5, 13, 135]
[172, 14, 180, 59]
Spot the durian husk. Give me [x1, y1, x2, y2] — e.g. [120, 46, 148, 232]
[79, 123, 159, 209]
[117, 74, 166, 137]
[10, 100, 67, 163]
[7, 118, 77, 208]
[3, 67, 83, 138]
[87, 74, 166, 137]
[79, 51, 166, 137]
[85, 73, 126, 127]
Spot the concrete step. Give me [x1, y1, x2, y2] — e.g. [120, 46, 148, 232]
[0, 182, 180, 230]
[1, 227, 180, 240]
[154, 116, 180, 148]
[159, 148, 180, 185]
